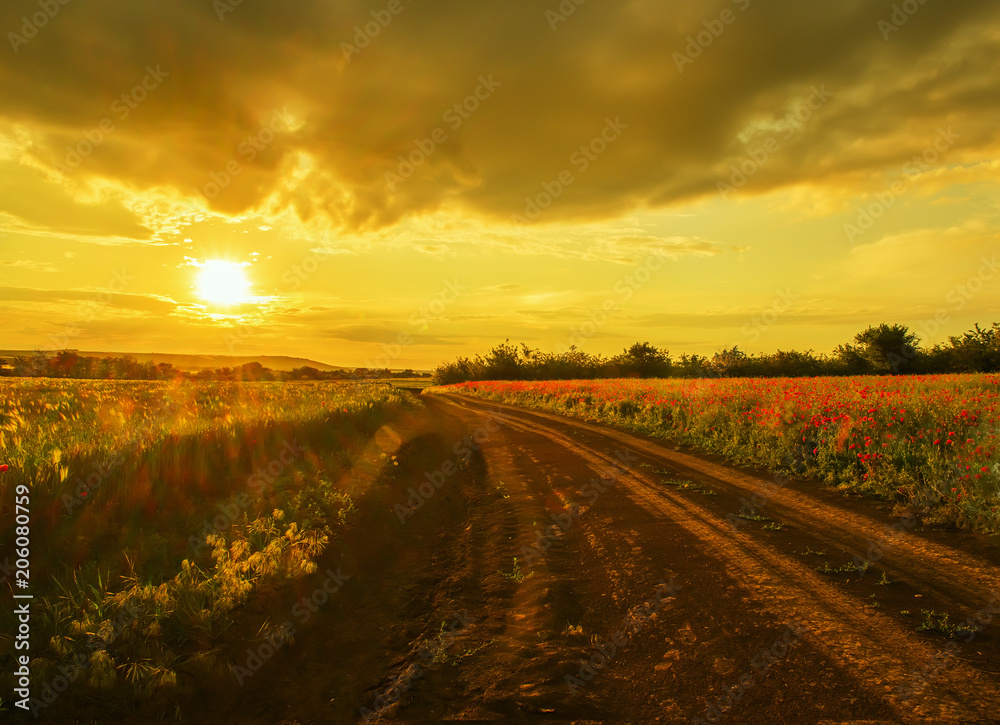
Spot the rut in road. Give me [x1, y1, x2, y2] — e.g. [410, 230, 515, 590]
[433, 393, 1000, 724]
[457, 395, 1000, 612]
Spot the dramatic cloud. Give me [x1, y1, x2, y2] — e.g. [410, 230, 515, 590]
[1, 0, 998, 366]
[2, 0, 997, 233]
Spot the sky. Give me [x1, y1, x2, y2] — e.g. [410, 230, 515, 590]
[1, 0, 998, 369]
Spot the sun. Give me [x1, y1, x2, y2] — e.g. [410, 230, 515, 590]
[195, 260, 251, 305]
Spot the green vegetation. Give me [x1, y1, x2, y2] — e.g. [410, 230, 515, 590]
[497, 557, 531, 583]
[433, 322, 1000, 384]
[0, 350, 432, 382]
[917, 609, 980, 638]
[0, 379, 418, 714]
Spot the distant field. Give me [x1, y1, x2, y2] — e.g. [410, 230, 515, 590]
[387, 377, 437, 390]
[0, 379, 418, 716]
[428, 375, 1000, 533]
[0, 350, 348, 373]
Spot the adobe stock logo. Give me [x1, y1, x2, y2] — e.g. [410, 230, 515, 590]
[878, 0, 932, 40]
[340, 0, 406, 63]
[53, 66, 170, 174]
[7, 0, 72, 54]
[197, 108, 294, 199]
[717, 86, 833, 200]
[843, 127, 959, 244]
[672, 0, 752, 73]
[546, 0, 587, 30]
[385, 75, 502, 191]
[511, 116, 628, 224]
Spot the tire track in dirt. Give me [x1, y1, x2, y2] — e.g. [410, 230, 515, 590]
[458, 396, 1000, 612]
[432, 396, 698, 721]
[434, 393, 1000, 723]
[427, 395, 890, 722]
[438, 407, 619, 720]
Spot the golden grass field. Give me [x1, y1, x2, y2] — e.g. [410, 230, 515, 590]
[0, 378, 418, 716]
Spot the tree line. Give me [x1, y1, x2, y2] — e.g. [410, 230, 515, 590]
[432, 322, 1000, 384]
[0, 350, 431, 381]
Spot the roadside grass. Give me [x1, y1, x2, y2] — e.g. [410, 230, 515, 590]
[917, 609, 980, 638]
[796, 546, 827, 557]
[497, 557, 531, 584]
[816, 560, 869, 575]
[0, 379, 418, 714]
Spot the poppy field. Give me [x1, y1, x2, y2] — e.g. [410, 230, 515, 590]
[0, 378, 417, 715]
[433, 374, 1000, 532]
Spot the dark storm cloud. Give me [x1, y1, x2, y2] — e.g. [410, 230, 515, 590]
[2, 0, 998, 231]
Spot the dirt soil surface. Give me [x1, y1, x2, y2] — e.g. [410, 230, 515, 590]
[190, 392, 1000, 724]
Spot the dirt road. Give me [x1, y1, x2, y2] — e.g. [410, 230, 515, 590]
[199, 391, 1000, 724]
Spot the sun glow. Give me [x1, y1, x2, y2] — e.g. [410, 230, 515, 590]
[195, 260, 251, 305]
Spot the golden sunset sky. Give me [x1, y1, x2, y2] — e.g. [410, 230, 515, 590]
[1, 0, 998, 368]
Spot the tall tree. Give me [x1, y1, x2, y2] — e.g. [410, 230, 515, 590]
[854, 324, 919, 373]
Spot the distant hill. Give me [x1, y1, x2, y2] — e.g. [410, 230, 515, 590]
[0, 350, 348, 373]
